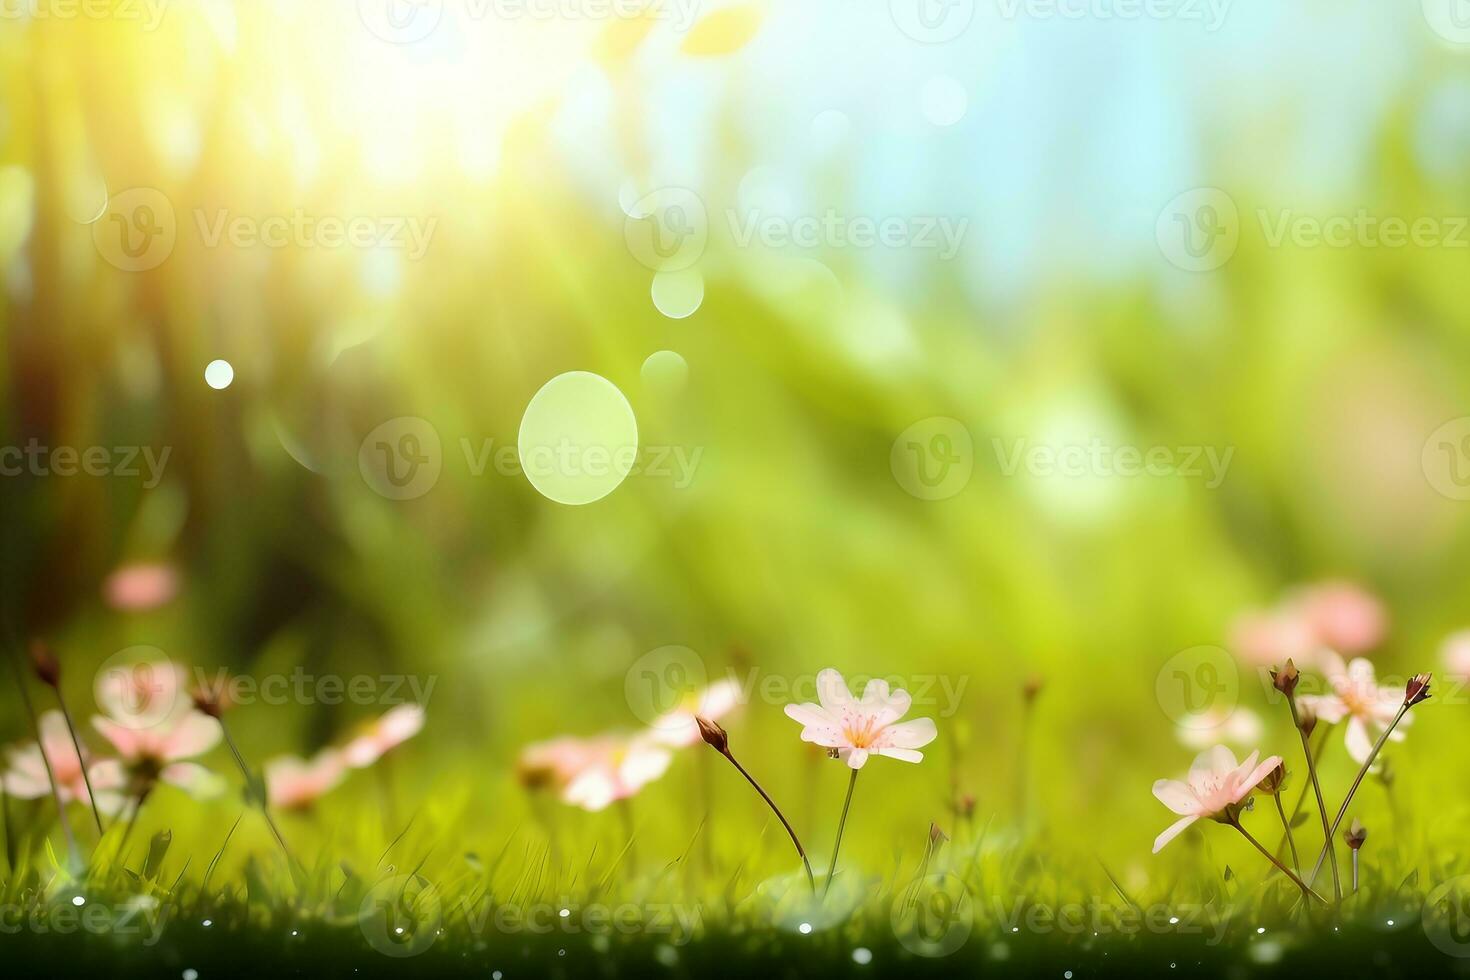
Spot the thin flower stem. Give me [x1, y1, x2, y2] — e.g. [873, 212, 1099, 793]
[118, 786, 152, 855]
[219, 720, 301, 878]
[1306, 703, 1410, 889]
[1273, 793, 1300, 875]
[1276, 723, 1327, 857]
[1351, 850, 1359, 893]
[1288, 695, 1341, 902]
[6, 644, 77, 863]
[719, 750, 815, 892]
[1230, 817, 1327, 905]
[824, 768, 859, 898]
[56, 697, 105, 836]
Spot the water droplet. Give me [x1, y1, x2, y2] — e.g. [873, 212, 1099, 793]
[204, 359, 234, 390]
[183, 971, 198, 980]
[651, 269, 704, 319]
[852, 947, 872, 965]
[798, 922, 812, 935]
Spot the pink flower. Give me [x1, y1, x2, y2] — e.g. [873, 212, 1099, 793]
[1228, 610, 1319, 667]
[1151, 745, 1283, 853]
[648, 678, 742, 748]
[102, 562, 179, 612]
[266, 750, 346, 811]
[1228, 582, 1384, 666]
[517, 736, 597, 791]
[94, 656, 190, 731]
[93, 709, 224, 800]
[341, 704, 425, 768]
[2, 711, 128, 815]
[1298, 653, 1408, 763]
[558, 734, 672, 812]
[782, 668, 938, 770]
[1442, 630, 1470, 680]
[1295, 583, 1385, 655]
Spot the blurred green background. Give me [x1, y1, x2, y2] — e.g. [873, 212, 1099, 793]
[3, 0, 1470, 901]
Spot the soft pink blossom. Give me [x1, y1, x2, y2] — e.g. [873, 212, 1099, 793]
[2, 711, 128, 815]
[782, 668, 938, 770]
[93, 709, 224, 800]
[517, 736, 597, 791]
[648, 678, 742, 748]
[1295, 583, 1386, 655]
[94, 657, 190, 730]
[552, 734, 673, 811]
[1442, 630, 1470, 679]
[1229, 582, 1385, 666]
[102, 562, 179, 612]
[341, 704, 425, 768]
[1298, 653, 1408, 763]
[266, 750, 346, 811]
[1151, 745, 1282, 853]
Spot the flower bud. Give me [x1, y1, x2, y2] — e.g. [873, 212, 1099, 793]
[29, 640, 60, 688]
[1297, 700, 1318, 737]
[1270, 659, 1300, 697]
[695, 715, 729, 754]
[1343, 818, 1367, 850]
[191, 683, 227, 719]
[1405, 673, 1432, 708]
[1258, 762, 1286, 795]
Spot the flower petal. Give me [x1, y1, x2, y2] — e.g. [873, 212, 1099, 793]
[1237, 754, 1283, 797]
[160, 762, 226, 799]
[1190, 745, 1237, 779]
[875, 717, 937, 750]
[1152, 778, 1198, 816]
[875, 747, 923, 763]
[162, 712, 222, 760]
[1152, 814, 1199, 853]
[1344, 716, 1373, 764]
[815, 669, 852, 712]
[843, 748, 869, 770]
[1298, 694, 1348, 723]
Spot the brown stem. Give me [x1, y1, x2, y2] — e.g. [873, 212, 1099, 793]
[56, 697, 105, 836]
[1230, 817, 1327, 905]
[1273, 792, 1300, 875]
[718, 748, 815, 892]
[1288, 694, 1341, 901]
[1306, 703, 1410, 889]
[6, 644, 77, 863]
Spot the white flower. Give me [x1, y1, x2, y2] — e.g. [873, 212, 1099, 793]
[782, 668, 937, 770]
